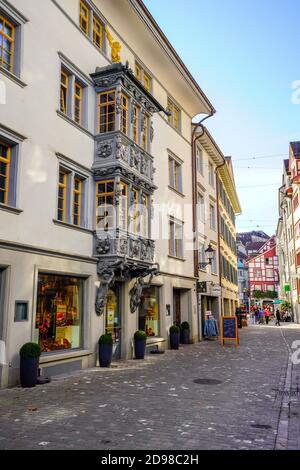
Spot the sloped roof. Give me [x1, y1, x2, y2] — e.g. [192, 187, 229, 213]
[290, 141, 300, 158]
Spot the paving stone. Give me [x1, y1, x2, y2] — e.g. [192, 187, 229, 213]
[0, 323, 299, 449]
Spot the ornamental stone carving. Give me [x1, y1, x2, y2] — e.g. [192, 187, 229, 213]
[96, 237, 111, 255]
[97, 140, 114, 159]
[129, 238, 140, 258]
[95, 259, 125, 316]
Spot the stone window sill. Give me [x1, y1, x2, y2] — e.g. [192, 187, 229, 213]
[168, 254, 186, 262]
[53, 219, 93, 234]
[168, 185, 185, 197]
[56, 110, 94, 138]
[39, 349, 92, 364]
[0, 203, 23, 214]
[0, 66, 27, 88]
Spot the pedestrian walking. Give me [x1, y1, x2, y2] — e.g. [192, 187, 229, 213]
[275, 309, 281, 326]
[264, 308, 270, 325]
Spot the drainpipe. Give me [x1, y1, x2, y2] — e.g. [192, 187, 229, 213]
[191, 113, 214, 342]
[191, 113, 214, 278]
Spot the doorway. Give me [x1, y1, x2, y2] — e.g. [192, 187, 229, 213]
[105, 283, 121, 360]
[173, 289, 181, 326]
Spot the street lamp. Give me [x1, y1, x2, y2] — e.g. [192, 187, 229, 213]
[199, 244, 215, 270]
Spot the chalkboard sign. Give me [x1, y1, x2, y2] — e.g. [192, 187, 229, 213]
[221, 316, 239, 347]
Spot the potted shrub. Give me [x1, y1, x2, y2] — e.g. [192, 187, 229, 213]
[19, 342, 41, 388]
[98, 333, 113, 367]
[180, 321, 190, 344]
[134, 330, 147, 359]
[169, 325, 180, 350]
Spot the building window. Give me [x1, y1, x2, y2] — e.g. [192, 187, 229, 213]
[98, 90, 116, 133]
[74, 81, 83, 125]
[57, 169, 68, 222]
[132, 105, 139, 144]
[135, 62, 152, 93]
[198, 193, 205, 223]
[60, 70, 69, 115]
[208, 161, 215, 187]
[266, 268, 273, 278]
[0, 13, 15, 73]
[211, 251, 217, 274]
[167, 97, 180, 131]
[0, 140, 11, 205]
[130, 187, 140, 234]
[93, 15, 103, 49]
[60, 65, 87, 128]
[57, 166, 87, 227]
[141, 193, 149, 238]
[79, 0, 89, 35]
[35, 273, 83, 353]
[73, 177, 82, 226]
[141, 114, 149, 151]
[119, 182, 128, 231]
[169, 219, 183, 258]
[169, 156, 182, 192]
[139, 286, 159, 337]
[198, 242, 206, 267]
[197, 148, 204, 175]
[96, 180, 114, 230]
[209, 204, 216, 230]
[143, 72, 151, 92]
[121, 93, 128, 135]
[253, 268, 262, 279]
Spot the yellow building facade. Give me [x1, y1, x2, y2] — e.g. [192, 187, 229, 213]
[218, 158, 241, 315]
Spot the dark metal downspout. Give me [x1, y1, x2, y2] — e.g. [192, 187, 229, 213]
[191, 114, 214, 278]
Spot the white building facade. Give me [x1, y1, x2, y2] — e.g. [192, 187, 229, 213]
[0, 0, 218, 387]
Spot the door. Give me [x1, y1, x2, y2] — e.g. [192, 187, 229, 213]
[173, 289, 181, 327]
[105, 283, 121, 359]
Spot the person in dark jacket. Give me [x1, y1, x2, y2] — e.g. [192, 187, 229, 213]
[275, 309, 281, 326]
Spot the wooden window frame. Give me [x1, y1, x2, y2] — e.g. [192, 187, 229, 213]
[135, 63, 141, 81]
[58, 170, 68, 222]
[0, 13, 15, 73]
[143, 72, 151, 92]
[80, 0, 89, 35]
[131, 187, 140, 235]
[132, 105, 139, 144]
[141, 193, 149, 238]
[167, 97, 181, 131]
[141, 114, 149, 151]
[119, 182, 128, 231]
[60, 70, 69, 115]
[96, 180, 115, 231]
[98, 90, 116, 134]
[168, 156, 182, 192]
[73, 176, 82, 226]
[74, 81, 83, 125]
[93, 15, 103, 49]
[121, 93, 129, 135]
[169, 219, 183, 258]
[0, 140, 11, 205]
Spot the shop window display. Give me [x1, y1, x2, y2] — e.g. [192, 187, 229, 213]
[35, 274, 83, 353]
[139, 286, 159, 337]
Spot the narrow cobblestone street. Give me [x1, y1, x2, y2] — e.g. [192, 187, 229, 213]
[0, 324, 299, 451]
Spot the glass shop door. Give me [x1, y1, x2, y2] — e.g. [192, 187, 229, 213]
[105, 284, 121, 360]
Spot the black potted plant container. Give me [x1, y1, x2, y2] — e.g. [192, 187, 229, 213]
[169, 325, 180, 350]
[19, 342, 41, 388]
[134, 330, 147, 359]
[180, 321, 190, 344]
[98, 334, 113, 367]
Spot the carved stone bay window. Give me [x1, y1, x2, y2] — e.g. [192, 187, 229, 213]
[91, 63, 167, 316]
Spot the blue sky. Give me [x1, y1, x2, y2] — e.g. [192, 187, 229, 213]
[143, 0, 300, 235]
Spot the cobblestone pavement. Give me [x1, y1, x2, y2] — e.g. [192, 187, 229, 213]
[0, 323, 299, 450]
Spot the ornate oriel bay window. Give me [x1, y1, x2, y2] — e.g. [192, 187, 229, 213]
[91, 63, 166, 315]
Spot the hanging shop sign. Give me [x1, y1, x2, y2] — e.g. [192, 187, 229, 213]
[197, 281, 207, 293]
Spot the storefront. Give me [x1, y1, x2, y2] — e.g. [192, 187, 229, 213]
[139, 286, 160, 337]
[105, 284, 122, 359]
[35, 273, 83, 353]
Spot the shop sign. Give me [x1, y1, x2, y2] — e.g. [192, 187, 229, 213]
[197, 281, 207, 293]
